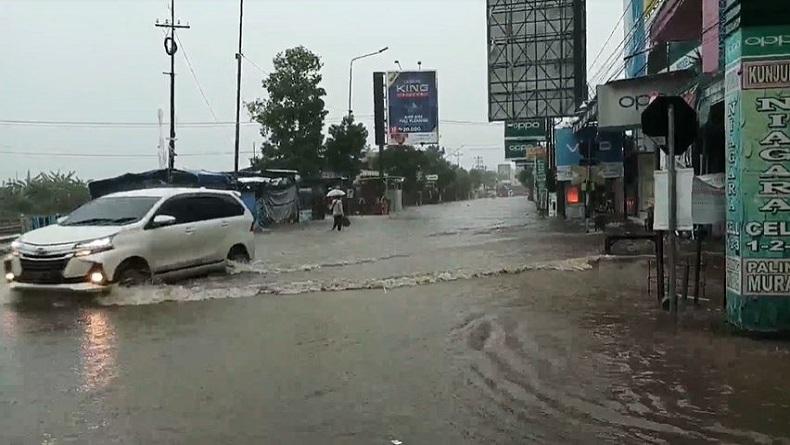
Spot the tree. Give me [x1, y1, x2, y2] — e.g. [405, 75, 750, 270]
[377, 145, 422, 197]
[517, 168, 532, 188]
[324, 115, 368, 178]
[247, 46, 328, 176]
[469, 169, 497, 191]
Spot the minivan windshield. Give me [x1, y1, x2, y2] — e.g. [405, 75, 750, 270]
[61, 196, 161, 226]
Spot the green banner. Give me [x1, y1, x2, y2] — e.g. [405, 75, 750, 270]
[534, 156, 548, 210]
[505, 120, 547, 140]
[725, 25, 790, 332]
[505, 140, 545, 160]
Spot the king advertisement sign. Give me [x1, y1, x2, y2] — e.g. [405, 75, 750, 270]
[387, 71, 439, 145]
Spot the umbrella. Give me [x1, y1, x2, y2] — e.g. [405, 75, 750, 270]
[327, 189, 346, 198]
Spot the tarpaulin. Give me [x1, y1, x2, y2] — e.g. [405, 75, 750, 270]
[256, 184, 299, 227]
[88, 169, 234, 199]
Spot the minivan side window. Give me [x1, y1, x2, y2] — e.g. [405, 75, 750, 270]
[154, 196, 200, 225]
[197, 195, 245, 219]
[217, 195, 245, 218]
[152, 194, 244, 227]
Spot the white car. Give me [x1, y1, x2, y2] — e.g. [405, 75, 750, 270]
[3, 188, 255, 292]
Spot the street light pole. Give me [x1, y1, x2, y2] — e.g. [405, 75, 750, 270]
[347, 47, 388, 117]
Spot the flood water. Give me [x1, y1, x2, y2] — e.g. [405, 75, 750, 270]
[1, 197, 789, 444]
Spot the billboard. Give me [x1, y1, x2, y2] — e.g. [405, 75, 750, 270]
[596, 70, 696, 129]
[505, 120, 547, 141]
[387, 71, 439, 145]
[554, 127, 582, 181]
[487, 0, 587, 121]
[597, 132, 624, 178]
[505, 141, 545, 160]
[497, 163, 512, 180]
[505, 120, 547, 160]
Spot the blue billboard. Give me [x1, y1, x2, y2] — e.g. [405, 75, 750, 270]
[387, 71, 439, 145]
[597, 132, 624, 164]
[554, 127, 582, 167]
[597, 131, 624, 178]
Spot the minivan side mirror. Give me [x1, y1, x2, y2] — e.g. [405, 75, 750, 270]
[151, 214, 177, 228]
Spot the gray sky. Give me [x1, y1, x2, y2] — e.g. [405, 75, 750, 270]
[0, 0, 623, 181]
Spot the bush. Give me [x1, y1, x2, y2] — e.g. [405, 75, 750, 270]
[0, 172, 90, 217]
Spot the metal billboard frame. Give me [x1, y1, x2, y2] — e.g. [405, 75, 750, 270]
[487, 0, 588, 121]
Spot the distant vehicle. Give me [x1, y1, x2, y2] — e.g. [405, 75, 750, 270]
[4, 188, 255, 292]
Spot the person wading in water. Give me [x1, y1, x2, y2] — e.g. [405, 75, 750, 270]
[330, 197, 344, 231]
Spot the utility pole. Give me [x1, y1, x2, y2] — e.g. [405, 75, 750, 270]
[155, 0, 190, 181]
[233, 0, 244, 173]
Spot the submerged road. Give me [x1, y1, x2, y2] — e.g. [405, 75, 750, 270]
[1, 197, 789, 443]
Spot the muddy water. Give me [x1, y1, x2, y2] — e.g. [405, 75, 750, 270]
[1, 198, 789, 443]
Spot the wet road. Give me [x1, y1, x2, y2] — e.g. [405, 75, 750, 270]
[2, 197, 789, 444]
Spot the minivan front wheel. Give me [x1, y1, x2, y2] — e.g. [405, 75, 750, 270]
[114, 260, 152, 287]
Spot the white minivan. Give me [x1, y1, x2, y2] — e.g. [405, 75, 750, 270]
[4, 188, 255, 292]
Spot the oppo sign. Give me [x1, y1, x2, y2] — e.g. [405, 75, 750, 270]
[597, 70, 695, 129]
[509, 121, 542, 130]
[745, 35, 790, 47]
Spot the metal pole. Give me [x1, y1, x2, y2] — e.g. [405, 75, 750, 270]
[584, 138, 591, 232]
[667, 102, 678, 314]
[155, 0, 189, 182]
[654, 131, 665, 305]
[233, 0, 244, 173]
[378, 144, 384, 178]
[348, 60, 354, 117]
[347, 47, 388, 118]
[168, 0, 176, 177]
[694, 226, 703, 305]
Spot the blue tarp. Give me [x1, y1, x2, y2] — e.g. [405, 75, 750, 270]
[88, 169, 235, 199]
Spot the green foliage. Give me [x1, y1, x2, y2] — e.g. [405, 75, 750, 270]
[378, 145, 422, 196]
[0, 172, 90, 216]
[517, 168, 532, 188]
[375, 145, 475, 202]
[470, 169, 497, 190]
[247, 46, 328, 177]
[325, 115, 369, 178]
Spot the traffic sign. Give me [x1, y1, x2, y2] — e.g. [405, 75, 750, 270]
[641, 96, 697, 156]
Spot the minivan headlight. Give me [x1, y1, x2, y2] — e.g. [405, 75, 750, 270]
[10, 240, 22, 256]
[74, 237, 114, 256]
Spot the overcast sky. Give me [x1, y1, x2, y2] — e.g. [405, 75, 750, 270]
[0, 0, 623, 181]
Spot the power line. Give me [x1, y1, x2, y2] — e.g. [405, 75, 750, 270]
[241, 54, 267, 75]
[0, 117, 501, 128]
[588, 2, 655, 86]
[0, 119, 257, 128]
[175, 33, 219, 122]
[587, 0, 631, 72]
[0, 149, 255, 158]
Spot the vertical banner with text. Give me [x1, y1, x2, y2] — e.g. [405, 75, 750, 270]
[725, 24, 790, 332]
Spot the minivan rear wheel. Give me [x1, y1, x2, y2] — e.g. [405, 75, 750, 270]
[227, 245, 251, 263]
[115, 260, 152, 287]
